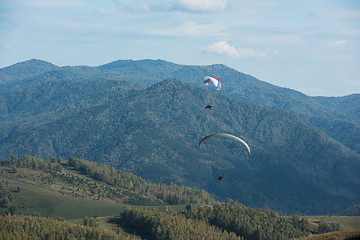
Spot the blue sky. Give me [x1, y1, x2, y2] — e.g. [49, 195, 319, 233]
[1, 0, 359, 96]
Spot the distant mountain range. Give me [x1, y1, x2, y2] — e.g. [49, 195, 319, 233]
[0, 59, 359, 215]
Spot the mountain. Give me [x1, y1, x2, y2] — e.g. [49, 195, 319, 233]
[315, 94, 360, 121]
[0, 59, 59, 85]
[0, 64, 143, 141]
[1, 74, 359, 214]
[3, 59, 359, 154]
[338, 202, 360, 216]
[98, 59, 360, 154]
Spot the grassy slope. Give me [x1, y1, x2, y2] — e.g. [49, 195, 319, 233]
[2, 171, 359, 228]
[0, 162, 192, 220]
[1, 162, 359, 240]
[292, 216, 360, 240]
[295, 230, 360, 240]
[306, 216, 360, 231]
[0, 174, 127, 219]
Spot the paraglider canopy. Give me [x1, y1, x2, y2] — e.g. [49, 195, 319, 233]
[203, 76, 221, 91]
[199, 133, 251, 154]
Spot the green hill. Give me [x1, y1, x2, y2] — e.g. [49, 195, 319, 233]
[2, 156, 354, 240]
[0, 59, 58, 85]
[0, 156, 214, 217]
[0, 214, 138, 240]
[0, 78, 359, 215]
[315, 94, 360, 122]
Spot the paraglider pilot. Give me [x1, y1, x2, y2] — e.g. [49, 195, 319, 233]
[205, 105, 213, 110]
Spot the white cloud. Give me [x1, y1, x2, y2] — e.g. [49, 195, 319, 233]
[173, 0, 227, 12]
[206, 41, 270, 58]
[206, 41, 239, 57]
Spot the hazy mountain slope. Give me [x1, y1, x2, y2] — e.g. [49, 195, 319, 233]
[98, 59, 181, 85]
[338, 202, 360, 216]
[1, 79, 359, 215]
[3, 59, 359, 153]
[0, 63, 140, 92]
[98, 59, 360, 153]
[0, 65, 142, 142]
[0, 59, 59, 85]
[314, 94, 360, 124]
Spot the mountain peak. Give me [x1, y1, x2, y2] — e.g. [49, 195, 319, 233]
[0, 59, 59, 84]
[11, 59, 58, 69]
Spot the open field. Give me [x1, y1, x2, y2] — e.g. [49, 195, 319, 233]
[1, 172, 188, 220]
[1, 174, 127, 219]
[2, 172, 359, 228]
[295, 230, 360, 240]
[306, 215, 360, 231]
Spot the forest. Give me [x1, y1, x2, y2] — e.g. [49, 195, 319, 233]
[0, 156, 351, 240]
[0, 156, 215, 207]
[0, 214, 137, 240]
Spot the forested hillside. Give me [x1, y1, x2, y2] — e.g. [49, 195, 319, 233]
[0, 59, 359, 215]
[118, 201, 321, 240]
[0, 214, 136, 240]
[315, 94, 360, 121]
[99, 59, 360, 154]
[1, 156, 350, 240]
[0, 59, 58, 85]
[0, 156, 214, 211]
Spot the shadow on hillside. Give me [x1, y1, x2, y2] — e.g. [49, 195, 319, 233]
[108, 216, 148, 239]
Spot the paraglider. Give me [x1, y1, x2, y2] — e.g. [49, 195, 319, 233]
[199, 76, 252, 182]
[205, 105, 213, 110]
[203, 76, 221, 91]
[199, 133, 251, 154]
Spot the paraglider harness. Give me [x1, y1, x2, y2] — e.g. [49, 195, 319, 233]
[205, 105, 213, 110]
[218, 175, 224, 181]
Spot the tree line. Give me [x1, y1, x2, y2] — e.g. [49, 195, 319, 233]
[67, 157, 215, 205]
[120, 206, 241, 240]
[119, 200, 342, 240]
[183, 200, 309, 240]
[1, 156, 215, 206]
[0, 214, 138, 240]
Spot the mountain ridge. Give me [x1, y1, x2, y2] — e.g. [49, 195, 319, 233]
[97, 59, 360, 153]
[1, 77, 359, 214]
